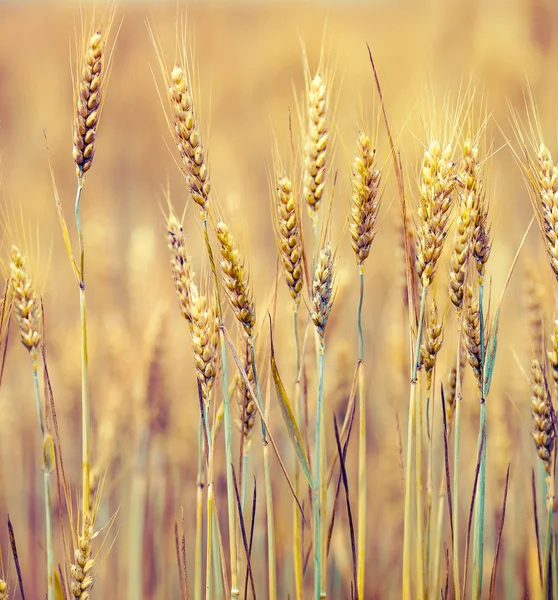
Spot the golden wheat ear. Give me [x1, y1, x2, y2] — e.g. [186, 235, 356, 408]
[72, 11, 117, 181]
[10, 245, 41, 369]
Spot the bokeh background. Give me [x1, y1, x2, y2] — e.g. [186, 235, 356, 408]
[0, 0, 558, 597]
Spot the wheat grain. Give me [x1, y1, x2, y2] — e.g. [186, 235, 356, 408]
[311, 242, 335, 340]
[530, 359, 555, 474]
[216, 220, 255, 335]
[420, 298, 443, 390]
[303, 73, 328, 215]
[276, 175, 304, 304]
[416, 140, 455, 289]
[167, 214, 195, 325]
[190, 285, 219, 407]
[169, 65, 210, 210]
[73, 31, 108, 179]
[236, 339, 256, 450]
[10, 245, 41, 369]
[0, 578, 7, 600]
[70, 514, 97, 599]
[349, 131, 382, 266]
[464, 286, 482, 389]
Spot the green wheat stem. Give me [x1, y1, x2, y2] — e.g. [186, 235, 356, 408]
[453, 318, 464, 600]
[201, 215, 238, 598]
[357, 266, 366, 600]
[249, 337, 277, 600]
[543, 475, 554, 597]
[402, 285, 426, 600]
[314, 340, 326, 600]
[33, 364, 54, 600]
[44, 466, 54, 600]
[473, 282, 487, 600]
[75, 177, 91, 525]
[293, 305, 304, 600]
[195, 419, 204, 600]
[33, 366, 44, 437]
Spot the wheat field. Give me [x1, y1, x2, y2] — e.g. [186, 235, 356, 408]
[0, 1, 558, 599]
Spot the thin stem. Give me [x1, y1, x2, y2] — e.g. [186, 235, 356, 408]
[250, 337, 277, 600]
[543, 474, 555, 597]
[357, 267, 366, 600]
[219, 327, 239, 598]
[453, 321, 464, 600]
[33, 366, 44, 437]
[416, 374, 425, 600]
[44, 468, 53, 600]
[34, 364, 53, 600]
[75, 178, 91, 524]
[472, 283, 487, 600]
[425, 365, 437, 599]
[314, 341, 325, 600]
[402, 285, 426, 600]
[195, 419, 204, 600]
[205, 413, 215, 600]
[201, 216, 238, 597]
[293, 306, 304, 600]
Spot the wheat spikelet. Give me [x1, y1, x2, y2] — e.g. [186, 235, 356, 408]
[449, 139, 481, 309]
[167, 214, 195, 324]
[530, 359, 555, 474]
[190, 284, 219, 407]
[464, 286, 483, 389]
[70, 514, 97, 599]
[349, 131, 382, 266]
[415, 140, 456, 289]
[445, 365, 457, 425]
[532, 143, 558, 281]
[236, 339, 256, 450]
[168, 65, 210, 210]
[10, 245, 41, 368]
[311, 241, 335, 340]
[303, 72, 328, 215]
[275, 175, 304, 304]
[472, 199, 491, 282]
[73, 30, 109, 179]
[216, 220, 255, 335]
[420, 298, 443, 390]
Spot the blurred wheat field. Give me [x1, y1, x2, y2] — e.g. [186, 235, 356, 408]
[1, 0, 558, 599]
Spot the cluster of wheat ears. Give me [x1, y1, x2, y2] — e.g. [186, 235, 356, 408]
[3, 10, 558, 600]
